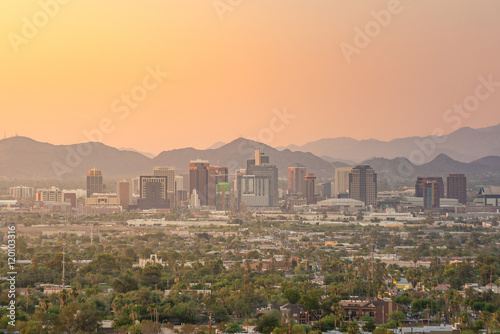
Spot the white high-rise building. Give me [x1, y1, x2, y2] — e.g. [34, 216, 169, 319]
[10, 186, 34, 199]
[335, 167, 352, 198]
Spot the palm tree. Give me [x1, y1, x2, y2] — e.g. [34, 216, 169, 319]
[147, 303, 157, 322]
[41, 299, 50, 312]
[70, 287, 79, 302]
[59, 290, 68, 308]
[129, 304, 139, 322]
[25, 286, 32, 314]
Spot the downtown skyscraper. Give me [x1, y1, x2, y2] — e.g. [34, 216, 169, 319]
[349, 165, 377, 207]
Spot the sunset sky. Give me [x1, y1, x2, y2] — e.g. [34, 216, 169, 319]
[1, 0, 500, 154]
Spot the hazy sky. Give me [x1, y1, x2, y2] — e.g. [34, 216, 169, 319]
[1, 0, 500, 154]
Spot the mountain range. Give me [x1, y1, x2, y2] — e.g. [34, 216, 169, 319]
[282, 123, 500, 164]
[1, 123, 500, 184]
[0, 137, 343, 180]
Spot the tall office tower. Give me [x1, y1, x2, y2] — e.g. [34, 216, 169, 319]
[423, 181, 440, 209]
[175, 175, 188, 206]
[238, 150, 278, 207]
[246, 149, 270, 169]
[189, 160, 210, 206]
[87, 168, 104, 197]
[153, 166, 175, 193]
[216, 182, 230, 211]
[117, 181, 132, 210]
[335, 167, 352, 198]
[131, 177, 140, 196]
[349, 165, 377, 206]
[238, 174, 271, 207]
[138, 176, 169, 209]
[415, 177, 444, 198]
[175, 175, 185, 191]
[288, 164, 306, 194]
[153, 166, 176, 207]
[447, 174, 467, 204]
[208, 166, 228, 206]
[303, 173, 316, 204]
[321, 182, 333, 198]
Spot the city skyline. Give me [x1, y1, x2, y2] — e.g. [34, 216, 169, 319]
[2, 1, 500, 153]
[2, 2, 500, 332]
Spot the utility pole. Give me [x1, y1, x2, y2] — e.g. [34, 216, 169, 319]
[371, 244, 374, 297]
[427, 305, 430, 326]
[209, 312, 212, 334]
[62, 243, 66, 288]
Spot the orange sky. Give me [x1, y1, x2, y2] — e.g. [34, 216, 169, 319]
[1, 0, 500, 154]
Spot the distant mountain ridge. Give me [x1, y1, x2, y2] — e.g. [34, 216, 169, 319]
[0, 137, 344, 180]
[1, 132, 500, 183]
[287, 123, 500, 164]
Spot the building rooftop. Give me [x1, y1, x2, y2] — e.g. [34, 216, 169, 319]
[317, 198, 365, 206]
[479, 186, 500, 195]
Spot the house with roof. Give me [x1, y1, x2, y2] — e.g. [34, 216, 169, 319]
[339, 298, 402, 324]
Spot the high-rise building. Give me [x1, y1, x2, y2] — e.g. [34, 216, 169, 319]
[288, 164, 306, 194]
[87, 168, 104, 197]
[303, 173, 316, 204]
[175, 174, 188, 206]
[131, 177, 140, 196]
[208, 166, 228, 206]
[117, 181, 132, 210]
[138, 176, 169, 209]
[447, 174, 467, 204]
[321, 182, 333, 198]
[153, 166, 176, 207]
[239, 175, 271, 207]
[238, 150, 278, 208]
[189, 160, 210, 206]
[153, 166, 175, 192]
[423, 181, 440, 209]
[349, 165, 377, 206]
[175, 175, 185, 191]
[335, 167, 352, 198]
[189, 161, 228, 207]
[216, 182, 230, 211]
[10, 186, 34, 199]
[415, 177, 444, 198]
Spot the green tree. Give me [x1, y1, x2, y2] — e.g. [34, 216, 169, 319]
[387, 311, 405, 326]
[347, 321, 360, 334]
[226, 322, 244, 333]
[142, 265, 162, 286]
[284, 288, 301, 304]
[114, 271, 139, 293]
[361, 315, 376, 332]
[256, 310, 282, 334]
[59, 301, 104, 333]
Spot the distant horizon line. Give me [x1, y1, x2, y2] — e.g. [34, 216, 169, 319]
[2, 121, 499, 156]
